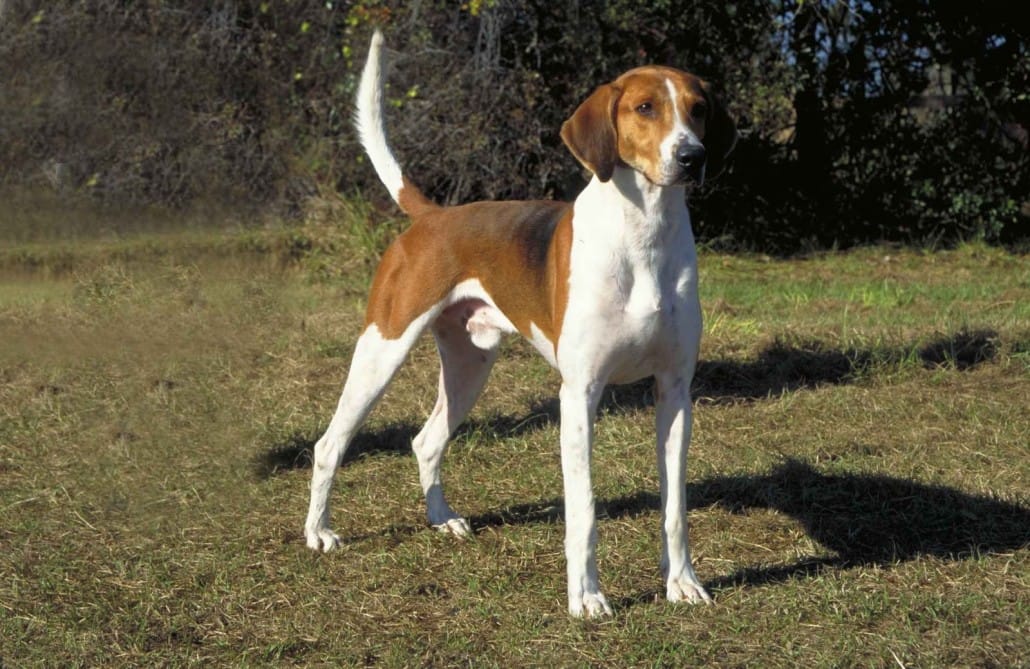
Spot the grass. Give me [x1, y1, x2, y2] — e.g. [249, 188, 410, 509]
[1, 204, 1028, 667]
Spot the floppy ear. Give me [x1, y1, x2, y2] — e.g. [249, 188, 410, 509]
[700, 80, 738, 179]
[560, 83, 620, 182]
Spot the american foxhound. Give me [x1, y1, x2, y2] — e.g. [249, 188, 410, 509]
[304, 30, 737, 617]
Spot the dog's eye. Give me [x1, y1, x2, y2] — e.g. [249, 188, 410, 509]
[690, 102, 708, 119]
[635, 102, 654, 117]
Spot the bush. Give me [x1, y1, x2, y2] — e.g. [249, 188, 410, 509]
[1, 0, 1025, 250]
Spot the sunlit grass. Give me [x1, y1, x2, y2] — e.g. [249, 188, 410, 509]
[1, 215, 1027, 667]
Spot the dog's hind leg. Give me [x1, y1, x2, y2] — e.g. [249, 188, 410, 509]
[304, 312, 435, 552]
[412, 303, 500, 538]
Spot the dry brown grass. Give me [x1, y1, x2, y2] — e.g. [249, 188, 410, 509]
[1, 220, 1027, 667]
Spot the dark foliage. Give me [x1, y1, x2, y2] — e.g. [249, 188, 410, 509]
[1, 0, 1026, 249]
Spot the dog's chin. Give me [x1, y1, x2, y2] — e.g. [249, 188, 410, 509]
[682, 175, 704, 192]
[684, 167, 706, 188]
[655, 167, 705, 189]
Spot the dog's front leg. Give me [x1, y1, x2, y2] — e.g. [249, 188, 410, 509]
[655, 371, 712, 604]
[558, 380, 612, 617]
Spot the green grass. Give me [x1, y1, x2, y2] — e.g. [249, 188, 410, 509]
[1, 209, 1027, 667]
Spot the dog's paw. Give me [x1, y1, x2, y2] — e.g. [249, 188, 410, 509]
[569, 591, 613, 618]
[666, 575, 712, 604]
[428, 501, 472, 539]
[432, 516, 472, 539]
[305, 526, 342, 553]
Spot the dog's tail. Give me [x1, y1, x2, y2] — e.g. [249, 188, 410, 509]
[355, 30, 437, 216]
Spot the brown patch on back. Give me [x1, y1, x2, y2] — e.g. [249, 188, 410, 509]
[364, 201, 574, 347]
[362, 226, 455, 338]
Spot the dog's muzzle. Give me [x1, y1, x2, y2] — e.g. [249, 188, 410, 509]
[675, 143, 707, 184]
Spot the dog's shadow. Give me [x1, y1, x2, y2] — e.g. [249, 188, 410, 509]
[255, 396, 562, 477]
[257, 328, 1005, 476]
[621, 460, 1027, 600]
[459, 459, 1029, 602]
[258, 328, 1027, 594]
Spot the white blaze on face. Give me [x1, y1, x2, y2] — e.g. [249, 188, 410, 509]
[658, 78, 703, 185]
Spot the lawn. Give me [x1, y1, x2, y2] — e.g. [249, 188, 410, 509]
[1, 209, 1027, 667]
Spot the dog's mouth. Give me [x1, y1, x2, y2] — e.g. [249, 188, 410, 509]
[635, 158, 706, 188]
[661, 164, 705, 188]
[681, 165, 706, 187]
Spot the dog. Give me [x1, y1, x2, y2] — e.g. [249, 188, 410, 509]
[304, 30, 736, 617]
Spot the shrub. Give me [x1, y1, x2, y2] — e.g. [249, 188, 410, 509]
[1, 1, 1025, 250]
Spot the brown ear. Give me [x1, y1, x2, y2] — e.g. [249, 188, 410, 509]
[700, 80, 738, 179]
[560, 83, 620, 182]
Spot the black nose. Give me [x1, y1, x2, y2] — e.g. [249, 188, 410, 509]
[676, 143, 706, 172]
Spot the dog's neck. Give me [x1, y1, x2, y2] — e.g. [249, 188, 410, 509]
[588, 167, 690, 246]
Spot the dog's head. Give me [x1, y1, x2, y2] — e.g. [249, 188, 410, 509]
[560, 66, 737, 186]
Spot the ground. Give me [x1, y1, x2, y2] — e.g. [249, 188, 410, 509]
[1, 209, 1027, 667]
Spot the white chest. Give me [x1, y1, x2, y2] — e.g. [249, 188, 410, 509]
[558, 175, 702, 384]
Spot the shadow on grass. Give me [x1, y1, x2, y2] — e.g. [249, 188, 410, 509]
[599, 459, 1030, 606]
[254, 398, 561, 479]
[277, 455, 1028, 601]
[455, 459, 1029, 606]
[257, 329, 1005, 477]
[256, 423, 416, 477]
[626, 327, 1002, 408]
[466, 459, 1029, 570]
